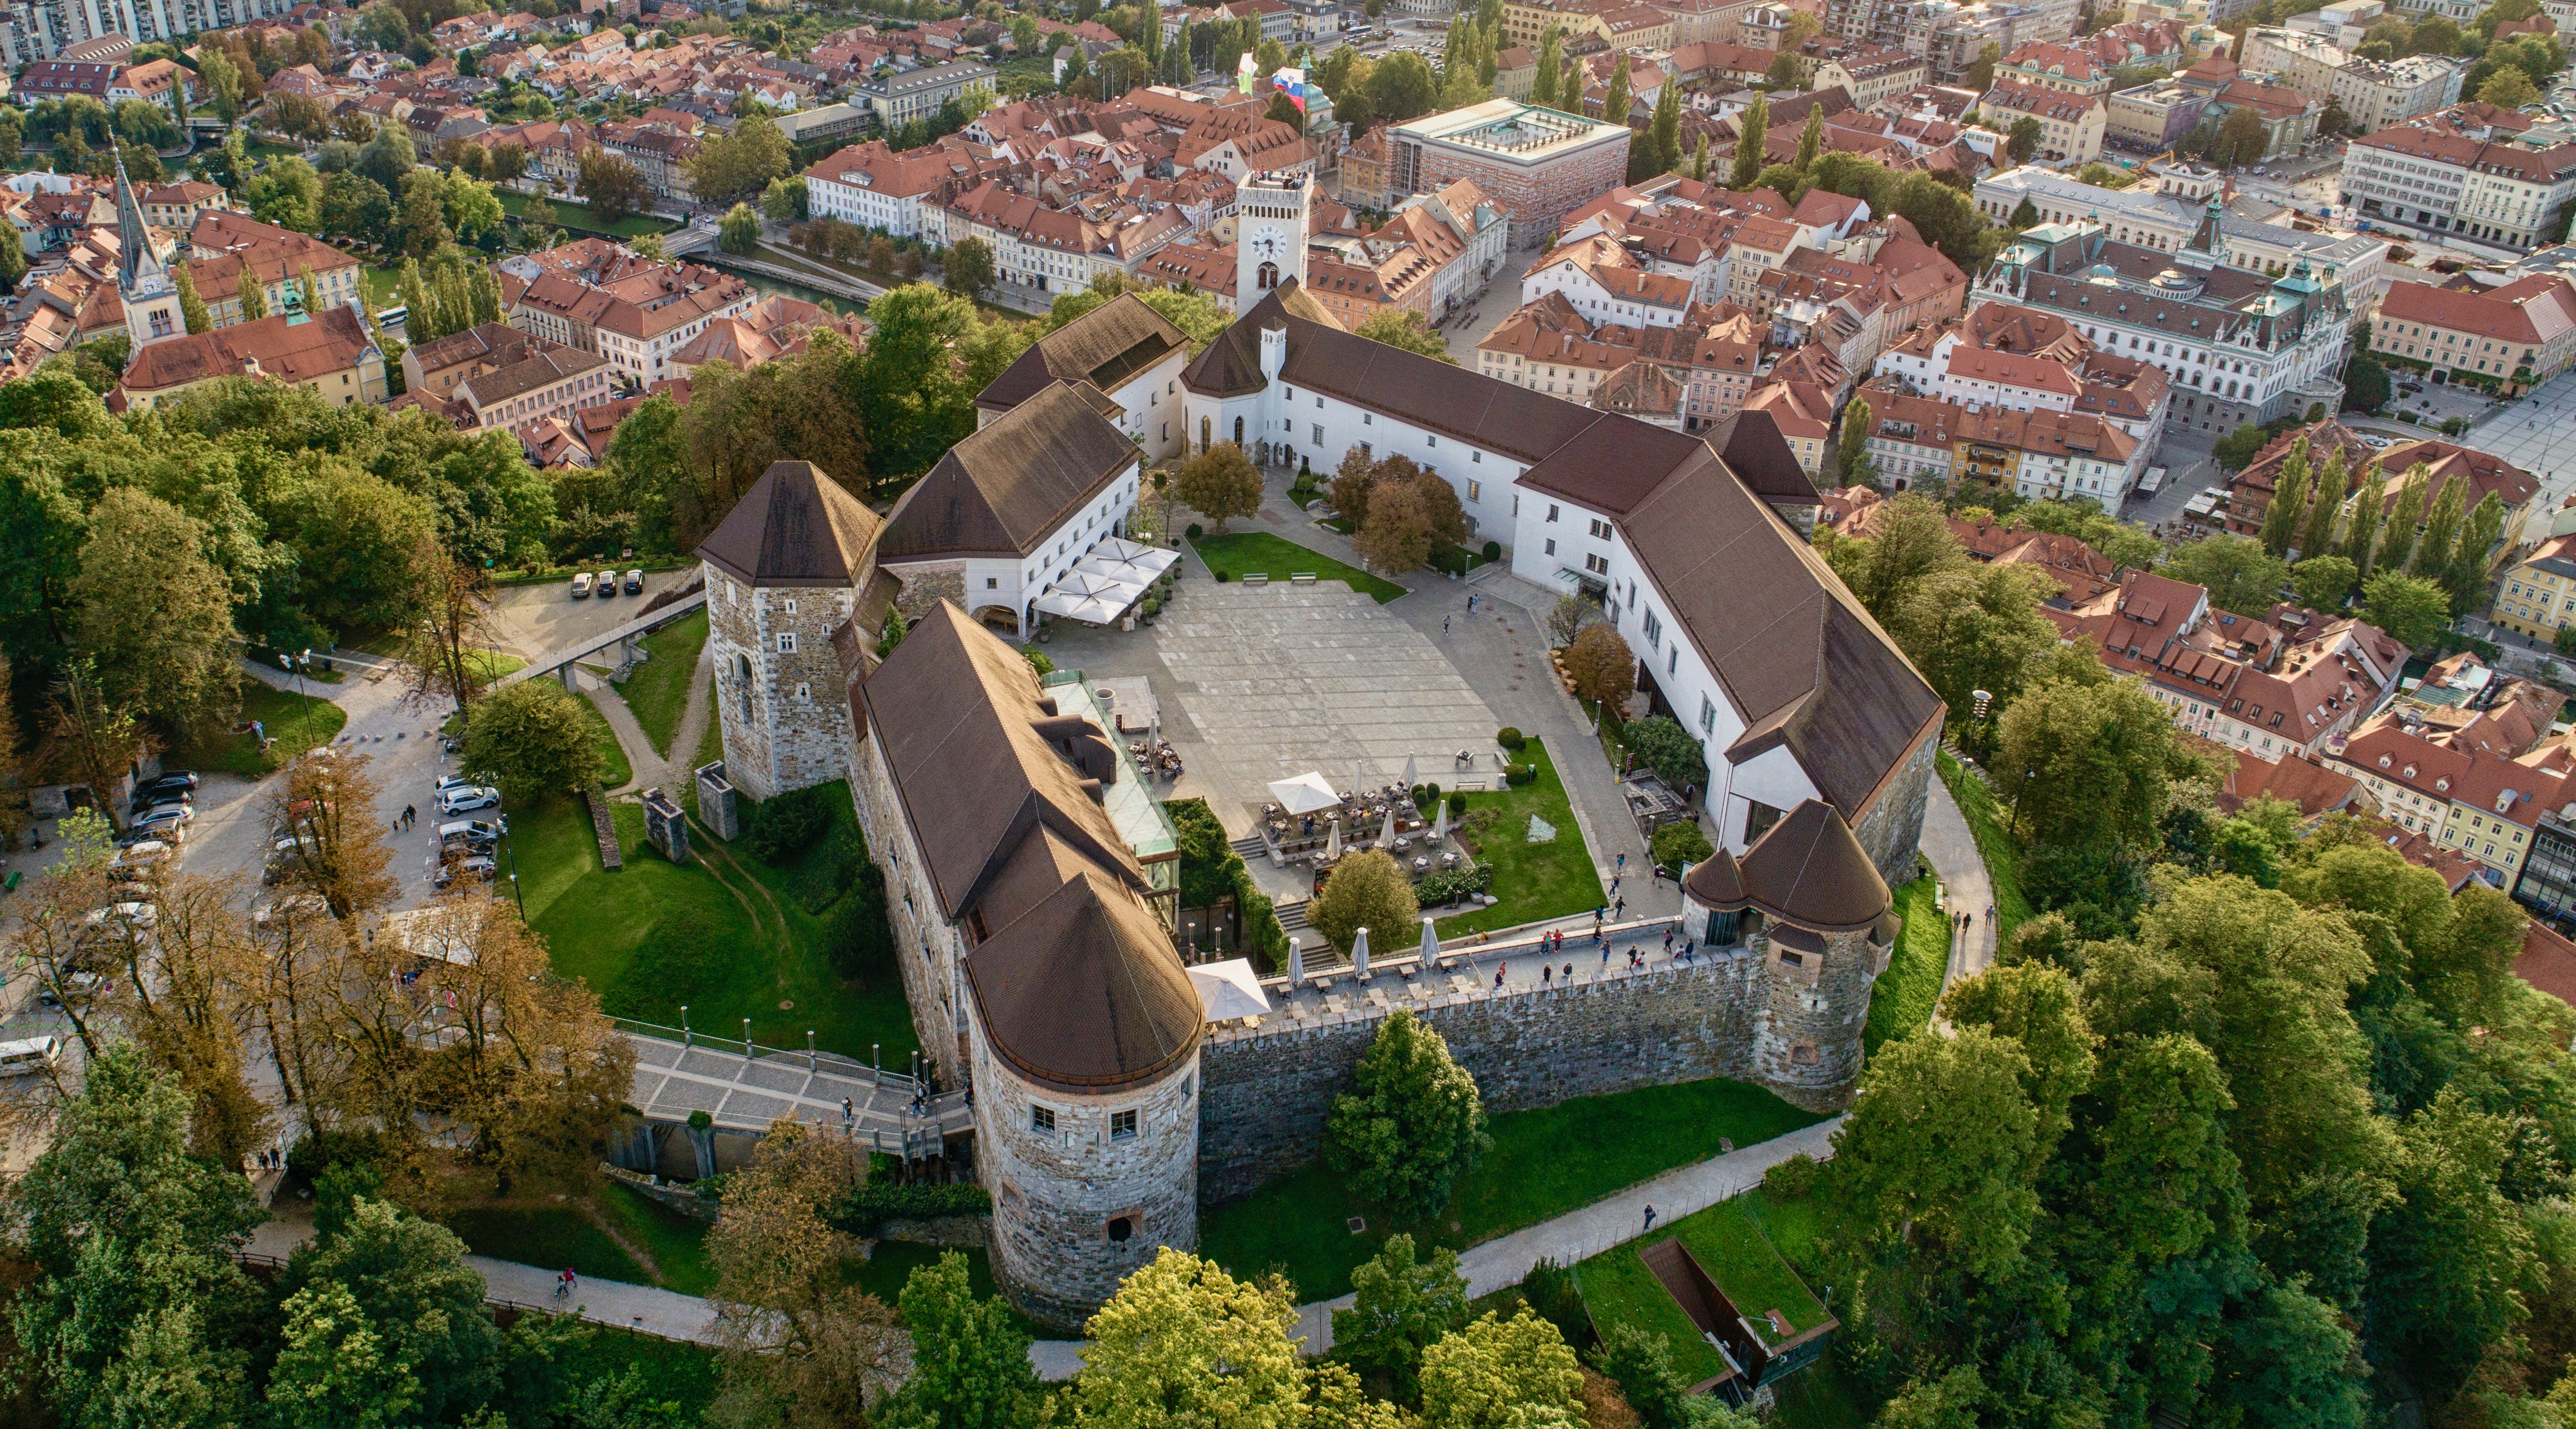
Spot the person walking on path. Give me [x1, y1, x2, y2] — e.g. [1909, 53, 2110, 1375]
[1614, 895, 1625, 919]
[1443, 616, 1451, 634]
[1542, 964, 1553, 986]
[1616, 852, 1626, 873]
[403, 805, 415, 829]
[1494, 964, 1506, 989]
[1642, 1205, 1656, 1232]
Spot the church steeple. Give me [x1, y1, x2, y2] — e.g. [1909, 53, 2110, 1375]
[113, 145, 165, 292]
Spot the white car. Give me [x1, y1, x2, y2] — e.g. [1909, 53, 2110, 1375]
[436, 773, 498, 796]
[83, 902, 157, 931]
[438, 785, 502, 816]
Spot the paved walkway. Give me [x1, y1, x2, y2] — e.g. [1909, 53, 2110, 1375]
[1281, 1114, 1844, 1356]
[471, 1255, 723, 1343]
[1918, 771, 1997, 1015]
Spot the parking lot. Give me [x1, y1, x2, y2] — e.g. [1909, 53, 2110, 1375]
[486, 567, 695, 661]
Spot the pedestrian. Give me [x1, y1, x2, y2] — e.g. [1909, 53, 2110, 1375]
[1602, 938, 1611, 964]
[1542, 964, 1553, 986]
[1663, 928, 1674, 953]
[841, 1096, 853, 1122]
[1594, 904, 1605, 927]
[1609, 875, 1620, 896]
[1494, 964, 1506, 989]
[1562, 961, 1573, 980]
[1614, 895, 1625, 918]
[1616, 852, 1626, 872]
[1643, 1204, 1656, 1231]
[1443, 615, 1451, 634]
[1652, 864, 1664, 885]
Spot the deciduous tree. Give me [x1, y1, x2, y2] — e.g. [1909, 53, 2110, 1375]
[1730, 93, 1767, 189]
[2162, 534, 2286, 615]
[269, 749, 399, 921]
[1995, 670, 2191, 850]
[2291, 554, 2357, 611]
[1175, 441, 1263, 532]
[1418, 1310, 1584, 1429]
[2257, 436, 2310, 557]
[464, 678, 607, 804]
[1326, 1007, 1487, 1221]
[1561, 622, 1635, 711]
[943, 234, 998, 298]
[1355, 308, 1456, 363]
[708, 1122, 905, 1427]
[1334, 1235, 1469, 1402]
[2362, 569, 2449, 647]
[879, 1249, 1042, 1429]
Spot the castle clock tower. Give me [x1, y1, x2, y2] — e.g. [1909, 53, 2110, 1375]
[1235, 170, 1313, 303]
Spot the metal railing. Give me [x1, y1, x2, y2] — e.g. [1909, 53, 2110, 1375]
[611, 1016, 923, 1093]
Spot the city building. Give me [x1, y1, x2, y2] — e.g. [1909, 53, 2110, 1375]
[2372, 272, 2576, 394]
[1973, 164, 2394, 304]
[974, 292, 1194, 462]
[112, 303, 388, 411]
[2237, 27, 2462, 131]
[497, 240, 758, 388]
[1386, 100, 1634, 245]
[2342, 104, 2576, 251]
[2493, 531, 2576, 640]
[852, 60, 998, 131]
[802, 135, 1004, 238]
[2327, 710, 2575, 891]
[1975, 79, 2108, 161]
[2108, 81, 2208, 149]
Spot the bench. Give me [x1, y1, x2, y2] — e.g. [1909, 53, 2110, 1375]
[1291, 572, 1317, 584]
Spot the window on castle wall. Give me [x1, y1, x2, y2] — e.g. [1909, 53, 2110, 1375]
[1030, 1106, 1055, 1133]
[1111, 1109, 1137, 1140]
[1791, 1042, 1821, 1066]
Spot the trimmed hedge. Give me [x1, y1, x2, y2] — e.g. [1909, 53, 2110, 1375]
[1496, 727, 1526, 751]
[1504, 763, 1536, 787]
[828, 1181, 994, 1235]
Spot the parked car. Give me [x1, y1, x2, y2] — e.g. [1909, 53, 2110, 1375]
[571, 572, 594, 599]
[132, 771, 199, 801]
[109, 841, 173, 871]
[438, 785, 502, 816]
[436, 773, 498, 797]
[134, 804, 194, 831]
[0, 1036, 63, 1077]
[39, 971, 107, 1007]
[623, 569, 643, 594]
[83, 902, 158, 933]
[434, 854, 498, 889]
[133, 787, 193, 816]
[439, 819, 501, 852]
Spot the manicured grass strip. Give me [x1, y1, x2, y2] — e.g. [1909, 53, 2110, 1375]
[1201, 1075, 1824, 1302]
[1935, 750, 2033, 937]
[172, 679, 349, 778]
[1436, 737, 1603, 937]
[446, 1205, 652, 1286]
[512, 792, 917, 1061]
[497, 187, 678, 240]
[1573, 1194, 1827, 1389]
[1190, 532, 1406, 603]
[576, 694, 632, 789]
[597, 1182, 716, 1297]
[1863, 876, 1948, 1056]
[625, 610, 707, 757]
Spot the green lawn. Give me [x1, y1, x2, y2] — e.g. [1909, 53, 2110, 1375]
[512, 792, 916, 1060]
[170, 679, 349, 778]
[597, 1182, 716, 1297]
[1862, 876, 1947, 1056]
[1935, 750, 2033, 937]
[576, 694, 632, 789]
[1190, 533, 1407, 603]
[497, 187, 677, 240]
[850, 1241, 1039, 1336]
[1573, 1192, 1830, 1390]
[1435, 738, 1604, 937]
[626, 610, 707, 757]
[1200, 1075, 1825, 1302]
[446, 1205, 653, 1286]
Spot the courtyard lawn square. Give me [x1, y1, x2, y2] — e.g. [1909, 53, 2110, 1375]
[511, 790, 917, 1062]
[1434, 738, 1604, 937]
[1199, 1075, 1824, 1302]
[1573, 1191, 1832, 1393]
[1190, 532, 1408, 603]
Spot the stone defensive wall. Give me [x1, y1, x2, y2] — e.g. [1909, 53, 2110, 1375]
[1198, 918, 1796, 1203]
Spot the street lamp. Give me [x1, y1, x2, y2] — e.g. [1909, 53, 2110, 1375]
[278, 647, 316, 750]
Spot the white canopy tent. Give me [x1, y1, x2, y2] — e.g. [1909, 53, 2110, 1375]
[1190, 959, 1271, 1021]
[1268, 772, 1342, 815]
[1033, 590, 1129, 624]
[1095, 536, 1179, 574]
[1074, 555, 1164, 587]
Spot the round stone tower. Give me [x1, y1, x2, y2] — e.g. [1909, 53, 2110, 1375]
[1682, 799, 1896, 1109]
[962, 873, 1204, 1330]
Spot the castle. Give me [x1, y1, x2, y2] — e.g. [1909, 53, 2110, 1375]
[692, 181, 1942, 1324]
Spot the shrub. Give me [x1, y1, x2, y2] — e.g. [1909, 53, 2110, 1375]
[1763, 1151, 1822, 1200]
[1448, 791, 1467, 816]
[1496, 727, 1525, 750]
[742, 783, 838, 863]
[1412, 782, 1442, 813]
[1521, 1257, 1590, 1347]
[826, 1181, 995, 1235]
[1505, 763, 1536, 787]
[1186, 522, 1204, 540]
[1021, 645, 1054, 676]
[1481, 540, 1502, 562]
[1309, 849, 1422, 952]
[1414, 861, 1493, 906]
[1619, 717, 1707, 792]
[1649, 820, 1713, 870]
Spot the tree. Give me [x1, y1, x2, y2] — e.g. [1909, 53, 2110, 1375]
[1831, 1027, 2041, 1275]
[1418, 1310, 1585, 1429]
[266, 1283, 420, 1429]
[1937, 962, 2096, 1160]
[1562, 622, 1635, 711]
[2300, 445, 2348, 564]
[1175, 441, 1263, 532]
[1834, 394, 1873, 485]
[1309, 848, 1422, 961]
[1334, 1235, 1470, 1402]
[48, 660, 144, 835]
[1795, 102, 1826, 172]
[2291, 554, 2357, 611]
[1073, 1250, 1311, 1428]
[296, 262, 321, 316]
[1355, 307, 1456, 363]
[1995, 671, 2192, 850]
[2370, 1089, 2540, 1396]
[2447, 491, 2505, 612]
[94, 872, 270, 1170]
[2007, 115, 2044, 164]
[880, 1250, 1041, 1429]
[1601, 60, 1632, 129]
[576, 145, 650, 224]
[198, 49, 244, 123]
[708, 1122, 905, 1426]
[720, 201, 760, 254]
[1826, 492, 1964, 619]
[1966, 40, 2002, 90]
[11, 1043, 266, 1429]
[173, 261, 212, 335]
[2219, 106, 2270, 165]
[356, 123, 417, 193]
[2257, 436, 2310, 557]
[2382, 465, 2428, 573]
[2361, 569, 2450, 647]
[2163, 534, 2286, 615]
[1320, 1001, 1491, 1235]
[1533, 26, 1561, 106]
[270, 748, 399, 921]
[2207, 1281, 2367, 1429]
[2010, 196, 2041, 227]
[1646, 82, 1681, 179]
[2412, 472, 2467, 580]
[465, 679, 608, 803]
[2213, 422, 2273, 470]
[686, 112, 793, 203]
[71, 487, 239, 740]
[2342, 461, 2386, 583]
[1355, 461, 1465, 573]
[2345, 351, 2391, 413]
[2479, 65, 2542, 107]
[944, 234, 998, 298]
[1590, 1322, 1756, 1429]
[277, 1199, 496, 1423]
[319, 171, 393, 241]
[1885, 563, 2057, 754]
[248, 153, 324, 231]
[442, 171, 503, 244]
[1730, 93, 1767, 190]
[238, 267, 270, 321]
[1368, 50, 1440, 124]
[1620, 717, 1708, 791]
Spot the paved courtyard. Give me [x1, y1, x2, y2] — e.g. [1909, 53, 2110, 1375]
[2464, 369, 2576, 546]
[1144, 584, 1506, 821]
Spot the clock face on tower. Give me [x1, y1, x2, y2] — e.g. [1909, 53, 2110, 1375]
[1250, 225, 1281, 260]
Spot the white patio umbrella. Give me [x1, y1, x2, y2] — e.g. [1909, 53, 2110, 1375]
[1354, 762, 1368, 799]
[1379, 801, 1396, 846]
[1432, 799, 1449, 843]
[1420, 916, 1440, 964]
[1287, 936, 1305, 986]
[1268, 772, 1341, 815]
[1189, 959, 1272, 1020]
[1326, 819, 1341, 861]
[1096, 536, 1177, 573]
[1400, 753, 1419, 790]
[1352, 926, 1370, 981]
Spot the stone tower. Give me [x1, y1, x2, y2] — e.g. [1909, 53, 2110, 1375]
[115, 149, 184, 350]
[1235, 170, 1312, 304]
[695, 461, 887, 803]
[1680, 799, 1895, 1109]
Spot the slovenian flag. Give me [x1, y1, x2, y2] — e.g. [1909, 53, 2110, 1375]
[1271, 67, 1309, 114]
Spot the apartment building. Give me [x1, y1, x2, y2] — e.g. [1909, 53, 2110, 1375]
[113, 304, 387, 411]
[1953, 404, 2141, 499]
[2373, 272, 2576, 393]
[2343, 105, 2576, 251]
[2494, 532, 2576, 640]
[1386, 100, 1633, 245]
[1977, 79, 2107, 162]
[498, 245, 757, 388]
[2328, 712, 2573, 891]
[2239, 27, 2464, 131]
[179, 210, 364, 329]
[1991, 39, 2112, 94]
[802, 134, 1002, 238]
[852, 60, 996, 131]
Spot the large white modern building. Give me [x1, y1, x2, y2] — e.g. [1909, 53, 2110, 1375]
[2343, 106, 2576, 252]
[1975, 164, 2395, 305]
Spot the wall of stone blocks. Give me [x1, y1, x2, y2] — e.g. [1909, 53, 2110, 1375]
[1198, 949, 1793, 1202]
[1851, 727, 1938, 889]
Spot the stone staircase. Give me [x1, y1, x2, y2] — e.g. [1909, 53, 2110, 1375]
[1229, 833, 1268, 860]
[1273, 899, 1310, 933]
